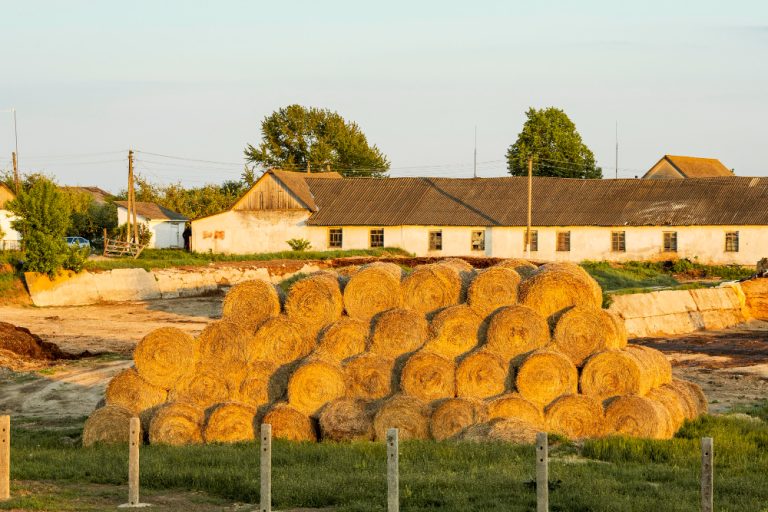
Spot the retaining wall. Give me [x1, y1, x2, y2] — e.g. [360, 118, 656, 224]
[608, 284, 750, 338]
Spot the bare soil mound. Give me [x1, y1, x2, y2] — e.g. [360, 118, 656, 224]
[0, 321, 80, 361]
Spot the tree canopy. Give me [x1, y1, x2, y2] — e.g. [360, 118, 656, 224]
[506, 107, 602, 179]
[245, 105, 390, 177]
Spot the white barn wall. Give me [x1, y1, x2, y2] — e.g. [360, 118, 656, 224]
[117, 208, 185, 249]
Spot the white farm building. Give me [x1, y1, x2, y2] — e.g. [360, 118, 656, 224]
[0, 183, 21, 251]
[191, 169, 768, 265]
[116, 201, 188, 249]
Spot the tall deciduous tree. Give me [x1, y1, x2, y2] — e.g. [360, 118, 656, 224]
[506, 107, 602, 179]
[245, 105, 390, 177]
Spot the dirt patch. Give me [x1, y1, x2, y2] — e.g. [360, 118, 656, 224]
[0, 321, 82, 360]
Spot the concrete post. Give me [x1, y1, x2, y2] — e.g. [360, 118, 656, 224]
[387, 428, 399, 512]
[118, 417, 148, 508]
[701, 437, 713, 512]
[0, 416, 9, 501]
[260, 424, 272, 512]
[536, 432, 548, 512]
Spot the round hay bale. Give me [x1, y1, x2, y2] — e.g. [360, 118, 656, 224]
[487, 393, 544, 427]
[515, 350, 578, 407]
[682, 379, 708, 416]
[287, 358, 346, 416]
[373, 394, 430, 441]
[169, 366, 234, 409]
[343, 266, 402, 321]
[624, 344, 671, 389]
[494, 259, 538, 279]
[430, 397, 488, 441]
[647, 384, 687, 434]
[541, 262, 603, 305]
[552, 306, 625, 366]
[467, 267, 521, 317]
[669, 379, 699, 419]
[458, 417, 538, 444]
[198, 319, 251, 368]
[439, 258, 474, 273]
[604, 395, 667, 439]
[237, 360, 279, 408]
[82, 405, 135, 447]
[343, 353, 395, 400]
[423, 305, 482, 359]
[545, 394, 605, 439]
[203, 402, 256, 443]
[604, 310, 629, 348]
[285, 273, 344, 338]
[484, 305, 550, 361]
[222, 279, 282, 332]
[133, 327, 197, 390]
[456, 350, 508, 399]
[148, 402, 205, 445]
[400, 351, 456, 401]
[580, 350, 652, 400]
[249, 316, 315, 366]
[316, 317, 369, 362]
[361, 261, 404, 280]
[369, 308, 429, 358]
[402, 264, 463, 316]
[318, 398, 375, 442]
[105, 367, 168, 416]
[518, 264, 602, 324]
[261, 403, 317, 442]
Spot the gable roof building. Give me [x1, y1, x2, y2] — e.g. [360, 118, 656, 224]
[115, 201, 188, 249]
[192, 170, 767, 265]
[643, 155, 734, 179]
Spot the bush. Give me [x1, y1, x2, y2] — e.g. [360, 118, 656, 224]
[6, 179, 71, 277]
[111, 222, 153, 247]
[63, 246, 89, 273]
[287, 238, 312, 252]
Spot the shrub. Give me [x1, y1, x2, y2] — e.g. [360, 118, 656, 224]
[6, 179, 71, 277]
[287, 238, 312, 252]
[112, 222, 153, 247]
[63, 246, 89, 273]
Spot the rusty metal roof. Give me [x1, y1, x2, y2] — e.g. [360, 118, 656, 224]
[304, 176, 768, 227]
[644, 155, 734, 178]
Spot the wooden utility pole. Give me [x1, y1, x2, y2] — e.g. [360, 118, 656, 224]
[306, 161, 311, 174]
[526, 156, 533, 256]
[11, 152, 19, 194]
[126, 150, 133, 243]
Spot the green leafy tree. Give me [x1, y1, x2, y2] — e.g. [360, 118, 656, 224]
[506, 107, 602, 179]
[245, 104, 390, 177]
[7, 178, 71, 276]
[112, 222, 152, 246]
[61, 189, 118, 241]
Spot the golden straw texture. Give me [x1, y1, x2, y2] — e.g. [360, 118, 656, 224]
[400, 351, 456, 401]
[203, 402, 256, 443]
[133, 327, 197, 389]
[373, 394, 431, 441]
[604, 395, 668, 439]
[552, 306, 626, 366]
[369, 308, 429, 358]
[316, 317, 369, 362]
[458, 417, 539, 444]
[285, 273, 344, 338]
[82, 405, 135, 447]
[494, 259, 538, 279]
[518, 264, 602, 323]
[262, 403, 317, 441]
[423, 305, 482, 359]
[467, 267, 521, 317]
[515, 349, 578, 407]
[402, 264, 463, 316]
[105, 367, 167, 416]
[149, 402, 205, 445]
[484, 305, 550, 360]
[456, 350, 509, 399]
[580, 350, 651, 400]
[318, 398, 375, 442]
[343, 353, 395, 400]
[487, 393, 544, 427]
[222, 279, 282, 332]
[249, 316, 314, 365]
[545, 394, 605, 439]
[287, 358, 346, 416]
[343, 266, 402, 321]
[237, 360, 279, 408]
[429, 397, 488, 441]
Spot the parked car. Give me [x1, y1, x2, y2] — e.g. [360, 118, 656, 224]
[65, 236, 91, 253]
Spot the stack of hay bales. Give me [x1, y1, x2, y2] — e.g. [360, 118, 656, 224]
[84, 259, 708, 446]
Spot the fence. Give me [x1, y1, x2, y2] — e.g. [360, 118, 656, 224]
[0, 240, 21, 252]
[0, 415, 717, 511]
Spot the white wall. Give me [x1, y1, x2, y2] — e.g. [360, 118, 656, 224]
[0, 209, 21, 250]
[117, 207, 185, 249]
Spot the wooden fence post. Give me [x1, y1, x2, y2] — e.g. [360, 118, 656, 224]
[0, 416, 9, 501]
[119, 417, 148, 508]
[387, 428, 399, 512]
[536, 432, 548, 512]
[701, 437, 713, 512]
[260, 424, 272, 512]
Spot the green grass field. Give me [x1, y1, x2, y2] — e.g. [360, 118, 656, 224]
[3, 403, 768, 511]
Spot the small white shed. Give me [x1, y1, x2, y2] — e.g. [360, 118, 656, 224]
[0, 183, 21, 251]
[116, 201, 188, 249]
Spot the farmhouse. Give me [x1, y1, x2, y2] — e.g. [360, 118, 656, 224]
[643, 155, 733, 179]
[116, 201, 188, 249]
[0, 183, 21, 251]
[191, 170, 768, 265]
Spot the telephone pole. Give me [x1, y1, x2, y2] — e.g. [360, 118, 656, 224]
[11, 152, 19, 193]
[128, 150, 138, 243]
[11, 109, 19, 193]
[526, 156, 533, 257]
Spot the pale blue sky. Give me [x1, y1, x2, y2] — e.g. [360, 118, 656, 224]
[1, 0, 766, 191]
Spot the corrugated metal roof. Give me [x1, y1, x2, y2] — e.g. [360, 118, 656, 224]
[115, 201, 188, 221]
[304, 176, 768, 227]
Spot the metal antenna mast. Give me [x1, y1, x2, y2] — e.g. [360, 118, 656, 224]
[473, 125, 477, 178]
[615, 121, 618, 179]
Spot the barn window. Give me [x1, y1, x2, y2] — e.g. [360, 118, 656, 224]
[370, 228, 384, 248]
[524, 230, 538, 252]
[556, 231, 570, 252]
[471, 230, 485, 251]
[429, 230, 443, 251]
[663, 231, 678, 252]
[725, 231, 739, 252]
[611, 231, 626, 252]
[328, 228, 343, 249]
